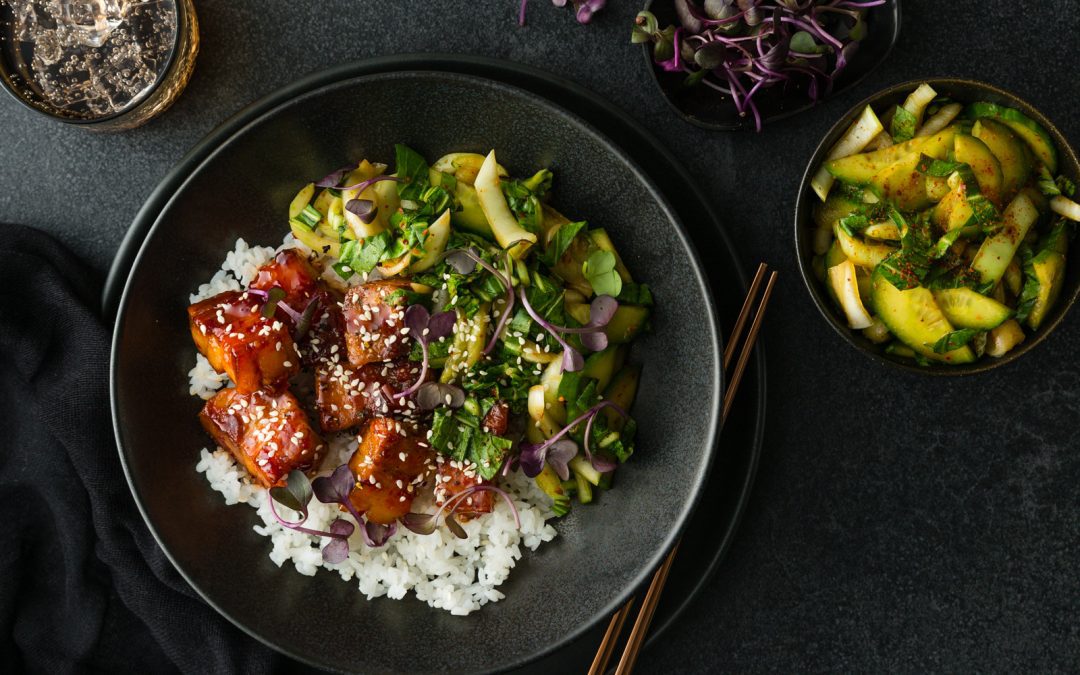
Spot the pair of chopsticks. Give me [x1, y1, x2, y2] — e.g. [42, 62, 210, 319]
[589, 263, 778, 675]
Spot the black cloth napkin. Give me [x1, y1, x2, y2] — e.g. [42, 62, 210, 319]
[0, 225, 282, 673]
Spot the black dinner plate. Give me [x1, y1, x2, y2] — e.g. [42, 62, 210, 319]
[111, 69, 724, 673]
[104, 55, 766, 673]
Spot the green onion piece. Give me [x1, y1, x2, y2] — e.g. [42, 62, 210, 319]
[297, 204, 321, 229]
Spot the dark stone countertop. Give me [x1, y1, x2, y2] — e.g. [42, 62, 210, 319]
[2, 0, 1076, 671]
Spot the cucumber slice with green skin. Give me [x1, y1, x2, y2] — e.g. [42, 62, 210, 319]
[834, 222, 896, 269]
[954, 134, 1004, 207]
[581, 347, 621, 393]
[825, 126, 958, 185]
[869, 153, 936, 211]
[972, 118, 1031, 201]
[1023, 249, 1066, 330]
[603, 305, 649, 344]
[925, 174, 951, 201]
[870, 268, 975, 364]
[829, 259, 874, 329]
[971, 192, 1040, 284]
[932, 287, 1013, 329]
[967, 102, 1058, 173]
[813, 192, 862, 231]
[603, 365, 640, 430]
[932, 184, 977, 233]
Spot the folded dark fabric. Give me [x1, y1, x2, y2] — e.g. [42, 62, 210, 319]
[0, 225, 281, 673]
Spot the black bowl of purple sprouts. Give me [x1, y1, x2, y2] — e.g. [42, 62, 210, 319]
[633, 0, 900, 131]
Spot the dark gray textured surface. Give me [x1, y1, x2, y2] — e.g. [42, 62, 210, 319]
[3, 0, 1078, 672]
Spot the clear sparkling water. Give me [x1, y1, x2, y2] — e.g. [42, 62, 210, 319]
[1, 0, 177, 119]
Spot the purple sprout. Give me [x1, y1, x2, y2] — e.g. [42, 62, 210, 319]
[633, 0, 886, 131]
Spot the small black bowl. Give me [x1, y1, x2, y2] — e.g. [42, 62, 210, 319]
[794, 77, 1080, 375]
[640, 0, 901, 131]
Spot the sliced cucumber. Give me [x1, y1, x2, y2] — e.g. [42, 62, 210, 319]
[288, 182, 316, 219]
[972, 118, 1031, 201]
[870, 269, 975, 364]
[603, 305, 649, 344]
[834, 223, 896, 269]
[932, 287, 1012, 329]
[581, 347, 621, 393]
[825, 126, 957, 185]
[954, 134, 1003, 206]
[1023, 249, 1066, 330]
[829, 259, 874, 329]
[869, 153, 936, 211]
[971, 192, 1040, 283]
[604, 365, 640, 430]
[968, 102, 1057, 172]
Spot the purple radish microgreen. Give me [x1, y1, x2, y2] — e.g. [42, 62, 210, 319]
[345, 198, 378, 224]
[310, 463, 399, 549]
[519, 400, 628, 476]
[392, 304, 456, 400]
[519, 438, 578, 480]
[267, 470, 359, 560]
[441, 247, 515, 355]
[400, 484, 520, 538]
[259, 287, 287, 319]
[518, 290, 619, 371]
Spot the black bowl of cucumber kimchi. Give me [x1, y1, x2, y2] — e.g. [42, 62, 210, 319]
[795, 78, 1080, 374]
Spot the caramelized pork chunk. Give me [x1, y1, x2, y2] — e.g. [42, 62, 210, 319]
[434, 458, 494, 520]
[314, 358, 429, 433]
[347, 417, 434, 524]
[188, 291, 300, 393]
[342, 279, 414, 367]
[199, 387, 324, 488]
[249, 249, 321, 322]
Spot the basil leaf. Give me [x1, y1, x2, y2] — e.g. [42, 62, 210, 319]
[890, 105, 917, 143]
[929, 328, 981, 354]
[542, 220, 587, 267]
[916, 154, 964, 178]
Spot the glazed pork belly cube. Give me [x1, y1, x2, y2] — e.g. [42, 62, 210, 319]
[249, 249, 321, 324]
[299, 293, 347, 368]
[314, 358, 429, 433]
[433, 401, 508, 519]
[199, 387, 325, 488]
[347, 417, 434, 524]
[188, 291, 300, 393]
[342, 279, 414, 367]
[434, 459, 494, 520]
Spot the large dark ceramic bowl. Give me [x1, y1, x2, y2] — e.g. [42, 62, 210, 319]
[795, 77, 1080, 375]
[110, 71, 722, 672]
[641, 0, 901, 131]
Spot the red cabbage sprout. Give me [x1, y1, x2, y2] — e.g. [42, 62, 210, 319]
[633, 0, 885, 131]
[392, 304, 456, 400]
[401, 484, 521, 538]
[519, 400, 627, 476]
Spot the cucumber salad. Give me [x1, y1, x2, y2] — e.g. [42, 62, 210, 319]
[810, 83, 1077, 365]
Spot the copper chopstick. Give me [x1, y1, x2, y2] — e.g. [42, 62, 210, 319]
[589, 263, 777, 675]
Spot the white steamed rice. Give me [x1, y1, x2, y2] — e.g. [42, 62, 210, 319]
[189, 238, 557, 615]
